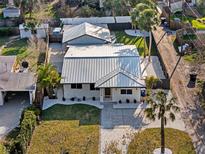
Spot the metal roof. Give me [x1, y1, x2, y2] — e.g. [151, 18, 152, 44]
[60, 16, 132, 25]
[62, 22, 111, 43]
[61, 45, 144, 88]
[0, 72, 36, 91]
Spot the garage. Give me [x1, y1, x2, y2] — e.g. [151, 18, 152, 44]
[0, 73, 36, 106]
[0, 56, 36, 106]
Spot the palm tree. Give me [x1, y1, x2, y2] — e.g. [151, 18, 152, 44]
[131, 3, 150, 58]
[144, 90, 180, 154]
[131, 1, 159, 61]
[37, 64, 61, 98]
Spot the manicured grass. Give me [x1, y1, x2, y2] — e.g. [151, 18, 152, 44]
[42, 104, 101, 125]
[128, 128, 195, 154]
[28, 104, 101, 154]
[27, 121, 99, 154]
[192, 18, 205, 30]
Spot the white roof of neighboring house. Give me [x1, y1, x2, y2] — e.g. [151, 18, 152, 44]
[0, 56, 16, 73]
[19, 24, 49, 30]
[3, 6, 20, 12]
[61, 44, 145, 88]
[0, 56, 36, 91]
[60, 16, 132, 25]
[62, 22, 111, 43]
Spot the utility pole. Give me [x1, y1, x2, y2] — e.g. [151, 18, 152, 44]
[168, 0, 171, 27]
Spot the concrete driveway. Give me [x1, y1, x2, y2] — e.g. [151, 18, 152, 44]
[100, 103, 186, 153]
[0, 92, 30, 139]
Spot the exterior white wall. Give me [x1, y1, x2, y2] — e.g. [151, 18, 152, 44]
[111, 88, 141, 102]
[0, 91, 4, 106]
[63, 84, 100, 100]
[67, 35, 106, 45]
[36, 29, 47, 38]
[20, 29, 32, 38]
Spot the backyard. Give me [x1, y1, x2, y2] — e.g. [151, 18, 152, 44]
[27, 104, 101, 154]
[114, 31, 157, 56]
[128, 128, 195, 154]
[1, 38, 41, 71]
[171, 12, 205, 30]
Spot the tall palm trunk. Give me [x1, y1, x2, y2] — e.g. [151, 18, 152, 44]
[161, 116, 165, 154]
[143, 31, 146, 58]
[148, 31, 152, 62]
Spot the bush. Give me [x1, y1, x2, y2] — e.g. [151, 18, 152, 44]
[0, 27, 14, 36]
[17, 110, 37, 153]
[0, 143, 7, 154]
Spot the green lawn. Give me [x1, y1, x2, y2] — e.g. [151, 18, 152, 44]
[192, 18, 205, 30]
[128, 128, 195, 154]
[2, 39, 28, 57]
[42, 104, 100, 125]
[114, 31, 157, 56]
[28, 104, 101, 154]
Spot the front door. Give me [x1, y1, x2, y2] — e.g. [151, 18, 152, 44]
[104, 88, 111, 98]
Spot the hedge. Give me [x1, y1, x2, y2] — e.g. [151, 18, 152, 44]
[5, 106, 40, 154]
[0, 143, 7, 154]
[0, 27, 14, 36]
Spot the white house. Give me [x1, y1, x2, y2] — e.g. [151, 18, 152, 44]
[19, 24, 49, 39]
[61, 44, 146, 103]
[62, 22, 112, 45]
[3, 6, 20, 18]
[0, 56, 36, 105]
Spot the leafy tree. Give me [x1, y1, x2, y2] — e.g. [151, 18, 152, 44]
[14, 0, 38, 18]
[103, 0, 128, 22]
[0, 144, 7, 154]
[37, 64, 61, 98]
[144, 90, 180, 154]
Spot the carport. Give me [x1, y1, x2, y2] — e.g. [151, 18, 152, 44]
[0, 72, 36, 106]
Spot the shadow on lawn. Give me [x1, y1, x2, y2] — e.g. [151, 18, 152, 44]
[41, 104, 101, 125]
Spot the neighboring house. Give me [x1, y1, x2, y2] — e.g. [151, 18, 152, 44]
[62, 22, 111, 46]
[61, 44, 146, 103]
[162, 0, 196, 12]
[3, 6, 20, 18]
[0, 56, 36, 105]
[19, 24, 49, 39]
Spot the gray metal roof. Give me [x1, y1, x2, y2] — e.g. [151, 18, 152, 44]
[61, 45, 144, 88]
[62, 22, 111, 43]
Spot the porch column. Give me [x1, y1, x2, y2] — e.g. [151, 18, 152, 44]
[29, 91, 33, 105]
[100, 88, 104, 102]
[0, 91, 4, 106]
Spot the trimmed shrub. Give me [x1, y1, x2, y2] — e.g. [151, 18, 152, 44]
[0, 27, 13, 36]
[17, 110, 37, 153]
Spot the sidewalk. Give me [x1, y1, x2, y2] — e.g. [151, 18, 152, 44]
[152, 26, 205, 153]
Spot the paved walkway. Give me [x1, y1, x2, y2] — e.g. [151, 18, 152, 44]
[152, 26, 205, 153]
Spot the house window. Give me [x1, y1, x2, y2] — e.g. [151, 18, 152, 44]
[71, 84, 82, 89]
[90, 83, 100, 91]
[121, 89, 132, 95]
